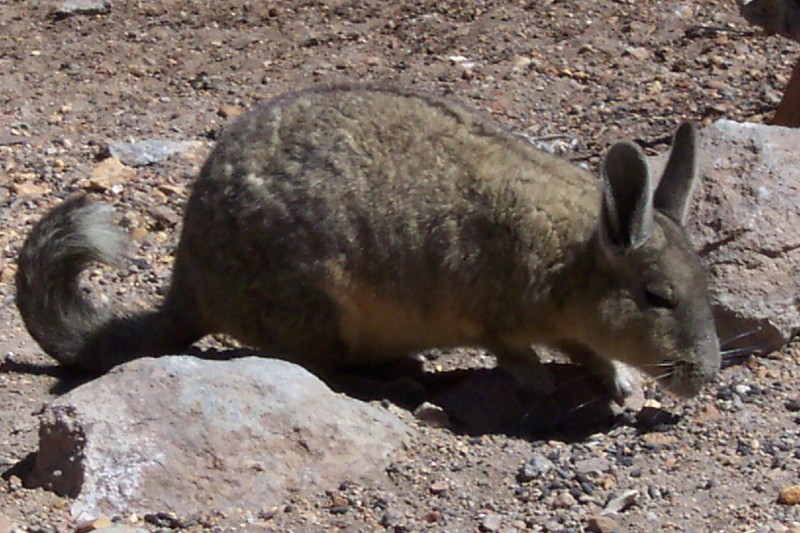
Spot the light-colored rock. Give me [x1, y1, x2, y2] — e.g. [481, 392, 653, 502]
[517, 454, 555, 482]
[587, 514, 620, 533]
[53, 0, 111, 18]
[83, 157, 135, 192]
[654, 121, 800, 353]
[107, 140, 199, 166]
[413, 401, 450, 428]
[480, 512, 503, 532]
[603, 489, 638, 513]
[574, 457, 612, 475]
[28, 356, 409, 521]
[779, 484, 800, 505]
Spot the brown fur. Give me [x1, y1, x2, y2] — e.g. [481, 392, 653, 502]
[16, 84, 720, 399]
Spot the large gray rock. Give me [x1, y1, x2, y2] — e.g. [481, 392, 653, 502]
[671, 120, 800, 353]
[28, 356, 409, 522]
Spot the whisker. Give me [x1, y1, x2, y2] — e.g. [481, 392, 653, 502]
[638, 360, 673, 369]
[720, 325, 763, 348]
[721, 346, 755, 359]
[649, 369, 673, 382]
[565, 393, 611, 415]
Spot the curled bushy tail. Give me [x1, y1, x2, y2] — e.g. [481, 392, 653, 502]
[16, 196, 201, 374]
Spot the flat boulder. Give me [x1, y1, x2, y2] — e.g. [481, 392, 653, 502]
[27, 356, 410, 522]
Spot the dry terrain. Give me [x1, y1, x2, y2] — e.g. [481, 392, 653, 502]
[1, 1, 799, 531]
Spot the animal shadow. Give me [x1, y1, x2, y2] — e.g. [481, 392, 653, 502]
[326, 359, 624, 441]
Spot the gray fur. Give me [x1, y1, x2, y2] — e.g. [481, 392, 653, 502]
[16, 85, 720, 398]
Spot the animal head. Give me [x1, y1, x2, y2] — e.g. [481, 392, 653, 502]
[574, 123, 720, 397]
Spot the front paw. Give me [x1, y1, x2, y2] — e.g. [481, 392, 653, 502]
[605, 361, 635, 405]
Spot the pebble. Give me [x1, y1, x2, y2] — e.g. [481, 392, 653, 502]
[74, 516, 112, 533]
[107, 139, 198, 167]
[779, 485, 800, 505]
[785, 398, 800, 412]
[218, 105, 245, 119]
[586, 514, 620, 533]
[9, 182, 50, 197]
[85, 157, 135, 192]
[480, 512, 503, 532]
[553, 491, 577, 509]
[517, 454, 555, 482]
[53, 0, 111, 18]
[413, 402, 450, 428]
[604, 490, 638, 513]
[429, 480, 449, 495]
[574, 457, 611, 475]
[642, 433, 677, 447]
[381, 510, 406, 529]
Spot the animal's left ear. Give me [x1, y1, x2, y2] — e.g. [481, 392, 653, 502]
[600, 140, 654, 251]
[653, 121, 700, 225]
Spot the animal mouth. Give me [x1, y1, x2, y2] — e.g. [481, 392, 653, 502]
[652, 359, 713, 399]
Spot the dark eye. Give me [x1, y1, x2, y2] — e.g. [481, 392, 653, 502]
[644, 288, 676, 309]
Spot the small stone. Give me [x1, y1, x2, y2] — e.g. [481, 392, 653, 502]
[733, 384, 751, 396]
[779, 485, 800, 505]
[422, 510, 441, 523]
[413, 402, 450, 428]
[107, 139, 198, 167]
[8, 475, 22, 491]
[604, 490, 638, 513]
[642, 433, 677, 446]
[697, 404, 722, 421]
[53, 0, 111, 18]
[587, 514, 620, 533]
[429, 480, 448, 495]
[156, 183, 186, 197]
[517, 454, 554, 482]
[85, 157, 135, 192]
[381, 510, 406, 529]
[218, 105, 245, 119]
[10, 182, 50, 197]
[148, 205, 182, 227]
[130, 227, 149, 242]
[642, 399, 661, 409]
[75, 516, 113, 533]
[0, 266, 14, 285]
[785, 398, 800, 412]
[625, 46, 650, 60]
[552, 491, 577, 509]
[480, 513, 503, 532]
[574, 457, 611, 476]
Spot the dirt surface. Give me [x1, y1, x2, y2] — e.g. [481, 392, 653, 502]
[1, 1, 800, 531]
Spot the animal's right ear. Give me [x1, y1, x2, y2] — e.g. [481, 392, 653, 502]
[653, 121, 700, 226]
[600, 140, 655, 252]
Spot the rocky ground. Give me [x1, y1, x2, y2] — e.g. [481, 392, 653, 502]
[1, 0, 800, 531]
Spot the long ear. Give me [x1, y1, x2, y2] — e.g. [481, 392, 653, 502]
[653, 121, 699, 225]
[600, 140, 655, 250]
